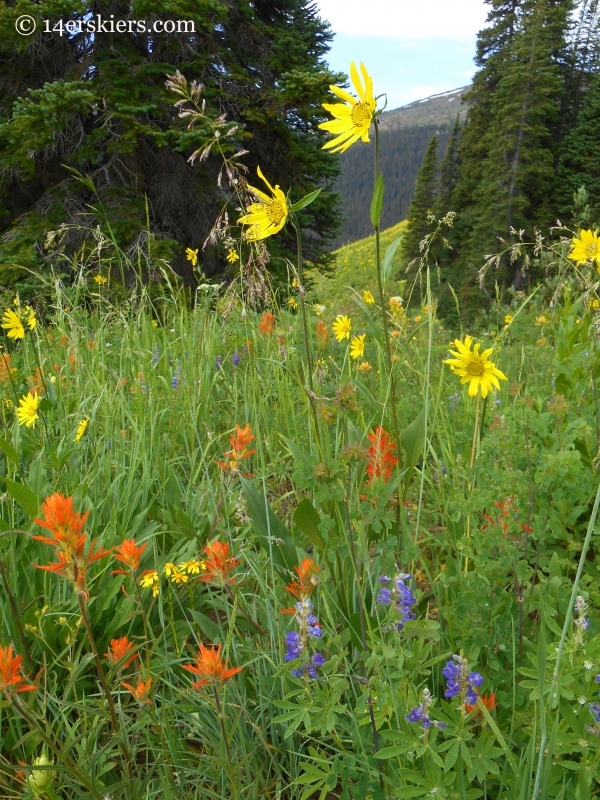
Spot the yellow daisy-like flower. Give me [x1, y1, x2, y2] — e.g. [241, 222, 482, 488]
[590, 299, 600, 310]
[358, 361, 372, 372]
[151, 320, 158, 328]
[535, 315, 550, 326]
[181, 560, 203, 575]
[238, 167, 288, 241]
[26, 307, 37, 331]
[74, 418, 90, 442]
[16, 391, 39, 428]
[444, 336, 508, 399]
[1, 309, 24, 340]
[568, 229, 600, 267]
[163, 563, 177, 577]
[94, 275, 108, 285]
[140, 570, 160, 597]
[168, 567, 189, 585]
[319, 62, 376, 154]
[363, 290, 375, 304]
[350, 333, 366, 360]
[186, 248, 199, 267]
[332, 315, 352, 341]
[504, 314, 513, 324]
[288, 297, 298, 311]
[226, 249, 239, 264]
[413, 315, 423, 323]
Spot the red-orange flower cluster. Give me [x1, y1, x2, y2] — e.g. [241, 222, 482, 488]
[366, 427, 398, 483]
[465, 691, 497, 716]
[285, 558, 319, 600]
[315, 320, 329, 348]
[122, 677, 152, 705]
[199, 541, 240, 586]
[112, 538, 147, 574]
[104, 637, 138, 669]
[183, 643, 242, 689]
[0, 644, 36, 698]
[215, 424, 257, 473]
[33, 493, 112, 598]
[258, 312, 276, 335]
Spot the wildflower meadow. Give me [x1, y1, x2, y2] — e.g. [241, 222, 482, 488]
[1, 61, 600, 800]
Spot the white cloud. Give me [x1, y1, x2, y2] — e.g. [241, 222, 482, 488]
[316, 0, 488, 40]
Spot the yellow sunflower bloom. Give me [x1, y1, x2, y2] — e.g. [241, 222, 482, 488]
[186, 248, 199, 267]
[26, 307, 37, 330]
[140, 570, 160, 597]
[332, 315, 352, 341]
[74, 418, 90, 442]
[288, 297, 298, 310]
[363, 290, 375, 304]
[238, 167, 289, 241]
[350, 333, 366, 359]
[319, 62, 376, 154]
[569, 229, 600, 267]
[444, 336, 508, 399]
[16, 391, 39, 428]
[2, 309, 24, 340]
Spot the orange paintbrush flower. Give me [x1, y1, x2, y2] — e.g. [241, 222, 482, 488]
[183, 643, 242, 689]
[465, 691, 497, 716]
[33, 493, 112, 598]
[112, 538, 147, 574]
[122, 677, 152, 705]
[104, 637, 138, 669]
[215, 424, 257, 473]
[199, 540, 240, 586]
[0, 644, 36, 698]
[315, 320, 329, 348]
[285, 559, 319, 600]
[366, 426, 398, 484]
[258, 312, 276, 335]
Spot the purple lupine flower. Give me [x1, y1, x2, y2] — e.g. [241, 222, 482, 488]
[406, 704, 431, 727]
[575, 596, 589, 646]
[284, 631, 303, 661]
[215, 356, 223, 371]
[377, 573, 417, 631]
[151, 345, 160, 367]
[285, 598, 326, 679]
[232, 351, 241, 367]
[377, 587, 392, 605]
[172, 369, 180, 389]
[443, 655, 484, 705]
[589, 703, 600, 723]
[448, 392, 460, 411]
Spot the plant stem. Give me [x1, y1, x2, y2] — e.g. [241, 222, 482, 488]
[77, 595, 133, 780]
[0, 557, 34, 670]
[470, 393, 481, 469]
[291, 213, 314, 395]
[213, 684, 237, 795]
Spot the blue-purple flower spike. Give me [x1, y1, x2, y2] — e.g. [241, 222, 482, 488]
[376, 572, 417, 631]
[443, 654, 485, 706]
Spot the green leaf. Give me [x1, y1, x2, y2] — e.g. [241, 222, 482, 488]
[375, 744, 411, 759]
[0, 437, 19, 465]
[240, 477, 298, 573]
[3, 478, 39, 518]
[401, 406, 427, 486]
[294, 498, 325, 551]
[370, 172, 384, 229]
[188, 609, 222, 642]
[290, 188, 322, 212]
[381, 236, 403, 288]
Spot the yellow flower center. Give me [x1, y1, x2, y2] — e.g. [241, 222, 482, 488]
[267, 199, 286, 226]
[351, 102, 372, 128]
[467, 360, 485, 377]
[586, 244, 597, 257]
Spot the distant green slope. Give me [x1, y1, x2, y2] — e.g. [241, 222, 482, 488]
[308, 219, 408, 310]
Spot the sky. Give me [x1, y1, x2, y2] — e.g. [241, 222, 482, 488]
[315, 0, 490, 108]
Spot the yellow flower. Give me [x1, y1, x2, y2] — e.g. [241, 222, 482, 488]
[226, 249, 239, 264]
[152, 320, 158, 328]
[74, 418, 90, 442]
[332, 315, 352, 341]
[288, 297, 298, 310]
[569, 229, 600, 267]
[1, 309, 24, 340]
[26, 307, 36, 331]
[313, 304, 326, 316]
[413, 315, 422, 323]
[535, 315, 550, 326]
[181, 560, 203, 575]
[363, 290, 375, 304]
[238, 167, 288, 241]
[504, 314, 513, 324]
[94, 275, 108, 285]
[590, 299, 600, 309]
[537, 337, 547, 345]
[319, 62, 376, 153]
[168, 567, 189, 585]
[140, 570, 160, 597]
[292, 278, 300, 289]
[186, 248, 199, 267]
[3, 397, 13, 408]
[16, 392, 39, 428]
[358, 361, 372, 372]
[444, 336, 508, 399]
[164, 563, 177, 577]
[350, 333, 366, 360]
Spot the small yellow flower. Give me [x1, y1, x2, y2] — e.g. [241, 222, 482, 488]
[332, 315, 352, 341]
[3, 397, 14, 407]
[537, 337, 547, 345]
[164, 563, 177, 577]
[320, 62, 376, 154]
[26, 307, 36, 331]
[288, 297, 298, 311]
[151, 320, 158, 328]
[238, 167, 288, 241]
[1, 309, 24, 340]
[16, 392, 40, 428]
[181, 560, 202, 575]
[313, 304, 326, 316]
[535, 315, 550, 326]
[444, 335, 508, 398]
[413, 315, 422, 323]
[358, 361, 372, 372]
[94, 275, 108, 285]
[140, 570, 160, 597]
[169, 567, 189, 585]
[226, 249, 239, 264]
[569, 229, 600, 267]
[74, 418, 90, 442]
[292, 278, 300, 289]
[350, 333, 366, 359]
[186, 248, 199, 267]
[589, 299, 600, 309]
[504, 314, 513, 324]
[363, 290, 375, 304]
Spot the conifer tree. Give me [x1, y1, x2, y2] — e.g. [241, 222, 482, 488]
[436, 117, 461, 216]
[0, 0, 342, 287]
[401, 135, 438, 265]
